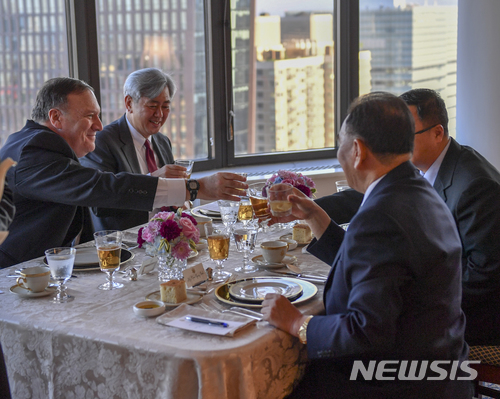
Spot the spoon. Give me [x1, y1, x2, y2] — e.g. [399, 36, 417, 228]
[286, 263, 303, 274]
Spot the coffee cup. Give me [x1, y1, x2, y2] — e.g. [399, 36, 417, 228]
[16, 265, 51, 292]
[260, 240, 288, 264]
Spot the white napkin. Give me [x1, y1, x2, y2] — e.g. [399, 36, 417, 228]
[156, 303, 256, 337]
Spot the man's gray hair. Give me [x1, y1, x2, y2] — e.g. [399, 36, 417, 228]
[123, 68, 177, 102]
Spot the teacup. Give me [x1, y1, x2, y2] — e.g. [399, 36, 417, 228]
[16, 265, 51, 293]
[260, 240, 289, 264]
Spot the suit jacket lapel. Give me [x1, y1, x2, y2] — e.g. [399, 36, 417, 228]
[433, 137, 461, 203]
[118, 114, 142, 173]
[152, 134, 174, 167]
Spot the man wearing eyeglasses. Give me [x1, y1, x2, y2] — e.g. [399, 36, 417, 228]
[400, 88, 500, 346]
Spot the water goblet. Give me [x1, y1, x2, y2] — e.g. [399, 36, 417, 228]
[45, 247, 76, 303]
[94, 230, 124, 290]
[218, 200, 239, 234]
[233, 228, 258, 273]
[205, 224, 231, 283]
[174, 159, 194, 178]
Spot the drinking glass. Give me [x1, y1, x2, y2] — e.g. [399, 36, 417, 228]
[94, 230, 124, 290]
[218, 200, 239, 234]
[45, 247, 76, 303]
[238, 196, 254, 227]
[335, 180, 350, 192]
[233, 228, 258, 273]
[174, 159, 194, 178]
[268, 183, 293, 217]
[248, 182, 272, 231]
[205, 224, 231, 282]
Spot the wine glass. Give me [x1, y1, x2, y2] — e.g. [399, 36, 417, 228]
[218, 200, 239, 234]
[237, 196, 254, 227]
[94, 230, 124, 290]
[45, 247, 76, 303]
[233, 228, 258, 273]
[205, 224, 231, 282]
[248, 182, 272, 231]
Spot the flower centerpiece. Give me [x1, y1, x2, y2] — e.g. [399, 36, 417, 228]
[137, 210, 200, 281]
[265, 170, 316, 198]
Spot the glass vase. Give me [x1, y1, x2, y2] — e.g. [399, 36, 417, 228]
[157, 253, 188, 282]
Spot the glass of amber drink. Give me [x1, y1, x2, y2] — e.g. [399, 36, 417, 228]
[94, 230, 123, 290]
[205, 224, 231, 283]
[268, 183, 293, 217]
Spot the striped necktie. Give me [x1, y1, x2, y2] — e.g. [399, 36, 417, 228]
[144, 140, 158, 173]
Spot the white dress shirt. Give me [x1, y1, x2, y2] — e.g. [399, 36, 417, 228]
[126, 115, 186, 208]
[421, 139, 451, 186]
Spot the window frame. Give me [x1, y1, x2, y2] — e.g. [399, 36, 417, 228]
[64, 0, 359, 172]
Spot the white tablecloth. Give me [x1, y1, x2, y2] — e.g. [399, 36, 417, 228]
[0, 225, 330, 399]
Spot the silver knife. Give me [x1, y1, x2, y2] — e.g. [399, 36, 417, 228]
[271, 270, 327, 280]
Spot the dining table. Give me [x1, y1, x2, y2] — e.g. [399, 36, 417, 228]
[0, 218, 331, 399]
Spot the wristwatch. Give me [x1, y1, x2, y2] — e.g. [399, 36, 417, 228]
[186, 179, 200, 201]
[298, 315, 313, 344]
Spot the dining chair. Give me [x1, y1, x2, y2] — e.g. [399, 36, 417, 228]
[469, 345, 500, 398]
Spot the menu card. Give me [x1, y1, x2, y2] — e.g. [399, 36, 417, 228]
[157, 304, 256, 337]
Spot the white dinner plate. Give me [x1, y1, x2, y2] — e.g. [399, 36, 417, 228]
[251, 255, 298, 270]
[145, 291, 203, 307]
[10, 285, 57, 299]
[191, 205, 222, 221]
[279, 233, 313, 246]
[215, 277, 318, 309]
[228, 278, 302, 303]
[43, 247, 134, 272]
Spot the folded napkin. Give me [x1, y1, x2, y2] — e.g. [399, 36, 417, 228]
[156, 303, 256, 337]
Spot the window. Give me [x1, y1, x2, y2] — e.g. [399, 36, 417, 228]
[0, 0, 69, 146]
[359, 0, 458, 137]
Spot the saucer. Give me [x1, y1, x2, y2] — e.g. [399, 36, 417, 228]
[145, 291, 203, 307]
[10, 285, 57, 298]
[251, 255, 298, 270]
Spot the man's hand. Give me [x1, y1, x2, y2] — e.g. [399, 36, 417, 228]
[261, 293, 308, 337]
[152, 164, 188, 179]
[197, 172, 248, 201]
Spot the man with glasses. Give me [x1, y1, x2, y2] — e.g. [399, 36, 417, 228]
[400, 88, 500, 346]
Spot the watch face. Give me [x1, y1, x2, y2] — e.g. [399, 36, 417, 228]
[189, 181, 197, 189]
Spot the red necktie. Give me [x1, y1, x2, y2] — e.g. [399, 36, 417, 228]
[144, 140, 157, 173]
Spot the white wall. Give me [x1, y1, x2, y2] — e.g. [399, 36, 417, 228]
[456, 0, 500, 170]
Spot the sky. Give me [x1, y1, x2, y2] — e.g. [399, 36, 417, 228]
[256, 0, 457, 17]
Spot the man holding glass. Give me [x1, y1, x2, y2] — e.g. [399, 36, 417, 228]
[0, 77, 246, 267]
[81, 68, 189, 231]
[262, 92, 471, 398]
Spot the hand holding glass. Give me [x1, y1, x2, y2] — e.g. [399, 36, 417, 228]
[45, 247, 76, 303]
[94, 230, 123, 290]
[174, 159, 194, 178]
[205, 224, 231, 282]
[233, 228, 258, 273]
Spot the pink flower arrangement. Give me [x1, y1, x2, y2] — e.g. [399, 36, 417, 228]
[265, 170, 316, 198]
[137, 210, 200, 261]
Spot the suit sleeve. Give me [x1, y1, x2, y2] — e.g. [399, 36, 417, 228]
[306, 211, 414, 359]
[455, 176, 500, 297]
[314, 189, 363, 225]
[14, 132, 157, 211]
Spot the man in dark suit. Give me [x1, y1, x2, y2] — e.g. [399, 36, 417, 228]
[81, 68, 186, 231]
[0, 77, 246, 267]
[262, 92, 471, 398]
[400, 88, 500, 345]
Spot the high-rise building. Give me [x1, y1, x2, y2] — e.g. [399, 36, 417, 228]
[360, 3, 458, 134]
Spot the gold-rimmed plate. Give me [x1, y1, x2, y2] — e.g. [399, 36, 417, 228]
[215, 277, 318, 309]
[279, 233, 313, 246]
[251, 255, 298, 270]
[228, 278, 303, 303]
